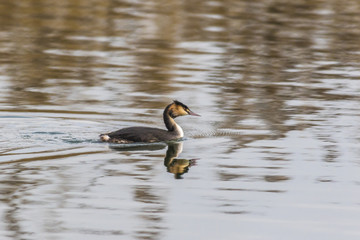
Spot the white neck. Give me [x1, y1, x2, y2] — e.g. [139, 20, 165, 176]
[174, 122, 184, 138]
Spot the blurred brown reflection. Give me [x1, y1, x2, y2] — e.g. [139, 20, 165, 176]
[0, 168, 27, 239]
[164, 142, 197, 179]
[0, 164, 59, 239]
[212, 0, 360, 156]
[1, 0, 360, 122]
[133, 184, 166, 240]
[264, 175, 290, 182]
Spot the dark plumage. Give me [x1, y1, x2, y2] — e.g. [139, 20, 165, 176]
[100, 100, 200, 143]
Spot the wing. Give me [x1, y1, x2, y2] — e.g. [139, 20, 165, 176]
[107, 127, 169, 142]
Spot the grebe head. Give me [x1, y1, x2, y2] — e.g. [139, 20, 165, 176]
[168, 100, 200, 118]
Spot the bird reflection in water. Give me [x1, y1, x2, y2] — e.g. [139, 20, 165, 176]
[109, 141, 197, 179]
[164, 142, 198, 179]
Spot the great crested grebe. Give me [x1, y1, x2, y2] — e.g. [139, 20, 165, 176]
[100, 100, 200, 143]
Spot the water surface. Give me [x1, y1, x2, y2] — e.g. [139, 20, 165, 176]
[1, 0, 360, 239]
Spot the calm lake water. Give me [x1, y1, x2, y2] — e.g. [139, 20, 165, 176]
[1, 0, 360, 239]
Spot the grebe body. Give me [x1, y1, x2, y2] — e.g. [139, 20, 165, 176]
[100, 100, 199, 143]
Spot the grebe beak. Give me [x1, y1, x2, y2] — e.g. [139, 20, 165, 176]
[188, 110, 200, 116]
